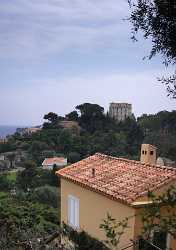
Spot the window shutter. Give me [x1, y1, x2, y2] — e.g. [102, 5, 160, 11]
[68, 195, 79, 229]
[75, 197, 79, 228]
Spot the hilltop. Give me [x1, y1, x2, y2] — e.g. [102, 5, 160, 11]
[0, 103, 176, 167]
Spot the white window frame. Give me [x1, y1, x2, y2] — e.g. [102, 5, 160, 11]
[68, 195, 79, 229]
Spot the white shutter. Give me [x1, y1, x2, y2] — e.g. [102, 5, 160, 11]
[68, 195, 79, 229]
[74, 197, 79, 228]
[68, 195, 72, 225]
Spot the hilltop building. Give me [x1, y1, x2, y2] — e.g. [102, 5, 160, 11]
[57, 144, 176, 250]
[109, 102, 132, 122]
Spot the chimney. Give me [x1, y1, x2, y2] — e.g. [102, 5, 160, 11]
[92, 168, 95, 177]
[140, 144, 157, 165]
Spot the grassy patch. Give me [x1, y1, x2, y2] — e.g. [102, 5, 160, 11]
[0, 191, 8, 199]
[6, 171, 17, 182]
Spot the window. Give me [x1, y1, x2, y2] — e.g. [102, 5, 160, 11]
[68, 195, 79, 229]
[150, 151, 154, 155]
[145, 151, 147, 155]
[142, 150, 145, 154]
[151, 229, 170, 250]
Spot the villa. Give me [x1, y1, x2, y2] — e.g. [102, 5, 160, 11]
[57, 144, 176, 249]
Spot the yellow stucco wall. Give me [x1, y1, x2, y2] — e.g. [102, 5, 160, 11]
[61, 178, 176, 250]
[61, 178, 136, 249]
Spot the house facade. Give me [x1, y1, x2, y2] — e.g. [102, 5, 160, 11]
[57, 145, 176, 250]
[42, 157, 67, 170]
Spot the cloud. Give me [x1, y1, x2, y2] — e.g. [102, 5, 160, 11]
[0, 0, 131, 60]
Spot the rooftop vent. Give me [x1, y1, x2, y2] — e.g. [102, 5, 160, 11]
[92, 168, 95, 177]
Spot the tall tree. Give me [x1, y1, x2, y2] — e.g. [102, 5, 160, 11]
[43, 112, 58, 123]
[16, 161, 38, 191]
[76, 103, 105, 133]
[129, 0, 176, 97]
[65, 111, 79, 121]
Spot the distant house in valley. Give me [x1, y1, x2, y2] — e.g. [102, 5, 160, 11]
[17, 126, 42, 135]
[0, 137, 8, 144]
[0, 160, 9, 171]
[42, 157, 67, 170]
[0, 154, 5, 161]
[57, 144, 176, 250]
[0, 150, 27, 171]
[23, 127, 42, 135]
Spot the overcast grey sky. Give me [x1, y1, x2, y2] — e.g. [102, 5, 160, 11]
[0, 0, 175, 126]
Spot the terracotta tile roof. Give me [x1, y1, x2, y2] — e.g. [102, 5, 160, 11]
[57, 153, 176, 205]
[42, 157, 67, 166]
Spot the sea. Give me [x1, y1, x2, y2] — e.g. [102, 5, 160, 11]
[0, 125, 19, 138]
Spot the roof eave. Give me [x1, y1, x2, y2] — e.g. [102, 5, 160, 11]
[58, 174, 133, 207]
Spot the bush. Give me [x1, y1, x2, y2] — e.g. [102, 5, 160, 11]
[32, 185, 59, 208]
[0, 174, 13, 191]
[62, 223, 109, 250]
[0, 197, 59, 249]
[16, 161, 59, 191]
[34, 168, 59, 187]
[68, 152, 81, 163]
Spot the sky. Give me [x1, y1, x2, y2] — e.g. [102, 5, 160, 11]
[0, 0, 175, 126]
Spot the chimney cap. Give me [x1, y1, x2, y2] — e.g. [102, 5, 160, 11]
[141, 144, 157, 149]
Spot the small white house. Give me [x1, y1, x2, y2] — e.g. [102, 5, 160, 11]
[42, 157, 67, 170]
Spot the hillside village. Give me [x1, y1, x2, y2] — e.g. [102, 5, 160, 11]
[1, 103, 176, 250]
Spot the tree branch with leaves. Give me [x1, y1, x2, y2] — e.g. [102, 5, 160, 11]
[128, 0, 176, 98]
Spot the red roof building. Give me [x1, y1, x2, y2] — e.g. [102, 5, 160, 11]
[57, 150, 176, 249]
[42, 157, 67, 170]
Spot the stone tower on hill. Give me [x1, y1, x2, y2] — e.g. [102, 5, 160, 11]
[109, 102, 132, 122]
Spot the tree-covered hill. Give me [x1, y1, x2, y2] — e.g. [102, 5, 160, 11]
[1, 103, 176, 164]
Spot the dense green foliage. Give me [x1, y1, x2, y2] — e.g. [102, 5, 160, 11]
[16, 161, 59, 191]
[32, 185, 59, 208]
[0, 194, 59, 250]
[2, 103, 145, 164]
[0, 161, 60, 249]
[0, 173, 14, 191]
[138, 111, 176, 160]
[1, 104, 176, 164]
